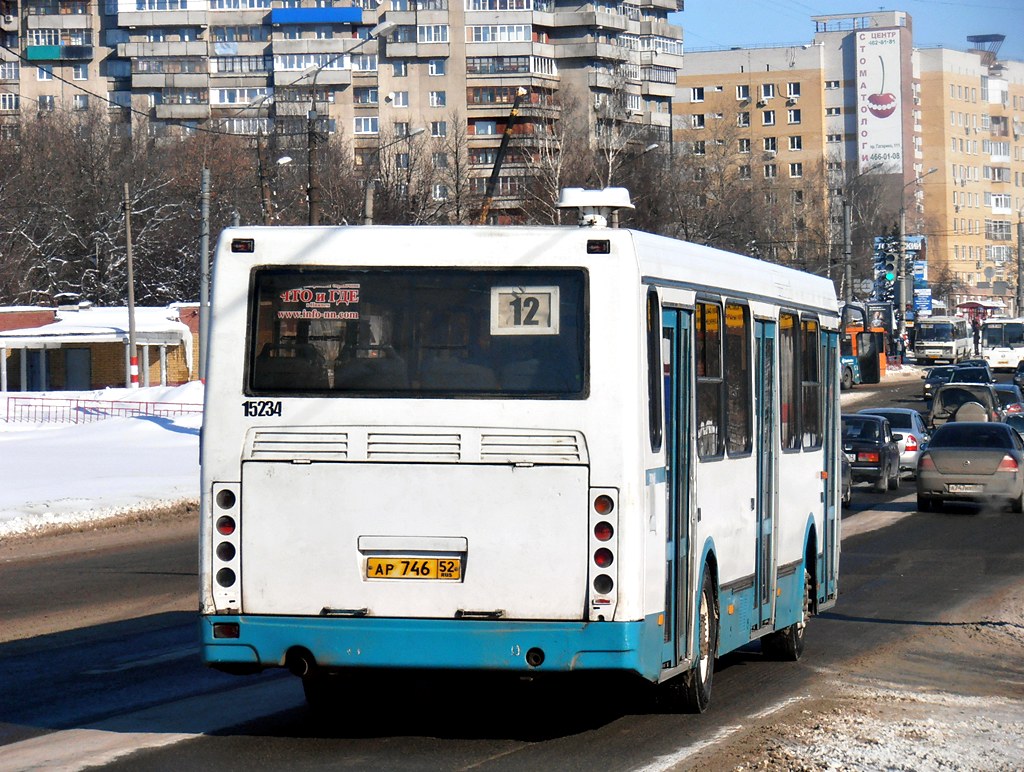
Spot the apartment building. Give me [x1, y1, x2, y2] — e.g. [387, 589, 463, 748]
[672, 11, 920, 283]
[917, 36, 1024, 313]
[0, 0, 684, 215]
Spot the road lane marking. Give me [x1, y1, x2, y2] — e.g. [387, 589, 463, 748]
[0, 677, 299, 771]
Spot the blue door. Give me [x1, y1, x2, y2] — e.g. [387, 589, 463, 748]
[662, 308, 692, 665]
[755, 320, 777, 627]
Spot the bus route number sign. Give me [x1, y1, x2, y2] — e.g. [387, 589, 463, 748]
[490, 286, 559, 336]
[366, 557, 462, 580]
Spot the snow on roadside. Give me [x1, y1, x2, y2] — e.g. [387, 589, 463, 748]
[0, 384, 203, 538]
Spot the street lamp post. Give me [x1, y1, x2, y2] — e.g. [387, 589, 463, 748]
[362, 127, 425, 225]
[898, 167, 938, 337]
[303, 19, 397, 225]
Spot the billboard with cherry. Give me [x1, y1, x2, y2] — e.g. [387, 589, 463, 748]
[856, 28, 904, 173]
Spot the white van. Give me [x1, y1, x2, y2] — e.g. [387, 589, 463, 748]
[913, 316, 971, 365]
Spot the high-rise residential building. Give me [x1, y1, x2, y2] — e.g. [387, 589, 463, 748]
[0, 0, 684, 218]
[917, 36, 1024, 313]
[674, 10, 1024, 315]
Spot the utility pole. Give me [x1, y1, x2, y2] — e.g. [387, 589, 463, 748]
[256, 130, 274, 226]
[124, 182, 138, 389]
[843, 199, 853, 302]
[307, 97, 320, 226]
[1017, 215, 1024, 316]
[897, 204, 907, 338]
[199, 167, 210, 382]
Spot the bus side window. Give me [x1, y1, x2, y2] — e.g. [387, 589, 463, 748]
[696, 300, 723, 458]
[647, 288, 663, 453]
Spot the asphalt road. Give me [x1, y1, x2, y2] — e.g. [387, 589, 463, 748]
[1, 368, 1021, 770]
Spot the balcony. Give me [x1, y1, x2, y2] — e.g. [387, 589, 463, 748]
[117, 10, 208, 28]
[269, 7, 362, 25]
[155, 103, 211, 120]
[117, 40, 207, 57]
[547, 11, 630, 31]
[132, 71, 209, 88]
[26, 44, 92, 60]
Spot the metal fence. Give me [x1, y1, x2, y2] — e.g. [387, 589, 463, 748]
[4, 397, 204, 424]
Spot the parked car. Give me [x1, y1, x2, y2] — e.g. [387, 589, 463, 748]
[921, 365, 958, 401]
[947, 365, 997, 385]
[841, 414, 902, 493]
[840, 454, 853, 508]
[857, 407, 930, 477]
[993, 383, 1024, 416]
[1013, 360, 1024, 392]
[916, 421, 1024, 512]
[956, 358, 989, 368]
[928, 383, 1003, 429]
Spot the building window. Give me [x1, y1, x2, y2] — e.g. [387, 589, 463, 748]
[354, 87, 378, 104]
[392, 61, 407, 77]
[825, 80, 840, 90]
[762, 110, 775, 126]
[789, 162, 803, 178]
[691, 86, 704, 102]
[394, 121, 410, 136]
[787, 82, 801, 98]
[429, 90, 446, 107]
[431, 120, 447, 137]
[789, 135, 802, 151]
[825, 107, 841, 116]
[432, 152, 448, 168]
[736, 84, 749, 100]
[691, 113, 705, 129]
[787, 108, 801, 124]
[418, 24, 449, 43]
[738, 138, 751, 153]
[432, 183, 448, 201]
[761, 83, 775, 100]
[396, 152, 410, 170]
[428, 58, 446, 76]
[354, 116, 379, 134]
[737, 111, 750, 127]
[73, 94, 88, 110]
[0, 92, 19, 110]
[391, 91, 409, 107]
[37, 65, 53, 81]
[827, 133, 842, 143]
[72, 64, 88, 81]
[692, 140, 705, 155]
[764, 164, 777, 178]
[764, 137, 777, 152]
[474, 119, 496, 135]
[738, 165, 751, 179]
[38, 94, 55, 111]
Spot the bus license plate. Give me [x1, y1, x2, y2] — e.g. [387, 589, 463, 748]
[947, 483, 982, 493]
[366, 557, 462, 580]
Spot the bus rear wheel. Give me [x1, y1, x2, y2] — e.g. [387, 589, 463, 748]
[841, 367, 854, 391]
[659, 570, 718, 713]
[761, 569, 810, 661]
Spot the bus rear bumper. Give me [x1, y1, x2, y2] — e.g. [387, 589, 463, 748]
[201, 614, 664, 680]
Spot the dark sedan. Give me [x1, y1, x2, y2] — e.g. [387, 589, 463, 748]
[921, 365, 958, 401]
[1013, 360, 1024, 392]
[916, 422, 1024, 512]
[841, 414, 902, 493]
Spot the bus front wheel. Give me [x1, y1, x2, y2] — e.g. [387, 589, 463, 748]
[659, 570, 718, 713]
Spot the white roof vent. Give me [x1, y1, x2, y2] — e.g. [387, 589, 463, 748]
[557, 187, 634, 228]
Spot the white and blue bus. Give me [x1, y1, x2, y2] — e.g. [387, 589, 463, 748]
[982, 317, 1024, 372]
[199, 189, 841, 713]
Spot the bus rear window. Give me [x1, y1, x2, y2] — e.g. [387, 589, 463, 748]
[247, 268, 587, 397]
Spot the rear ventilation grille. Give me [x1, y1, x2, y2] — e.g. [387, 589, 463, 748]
[481, 433, 583, 463]
[244, 427, 587, 464]
[249, 429, 349, 461]
[367, 432, 462, 461]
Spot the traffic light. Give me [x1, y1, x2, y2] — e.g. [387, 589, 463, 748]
[883, 252, 898, 283]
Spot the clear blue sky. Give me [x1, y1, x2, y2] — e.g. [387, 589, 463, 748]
[671, 1, 1024, 62]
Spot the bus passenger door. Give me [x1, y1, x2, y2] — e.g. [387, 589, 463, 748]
[662, 308, 692, 666]
[755, 321, 777, 628]
[821, 331, 840, 602]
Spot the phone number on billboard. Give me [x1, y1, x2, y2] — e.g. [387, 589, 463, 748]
[866, 152, 902, 161]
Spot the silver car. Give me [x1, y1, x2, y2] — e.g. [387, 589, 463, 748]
[916, 422, 1024, 512]
[858, 408, 930, 478]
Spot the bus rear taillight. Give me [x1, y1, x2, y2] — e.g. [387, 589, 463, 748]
[588, 487, 619, 621]
[211, 482, 242, 607]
